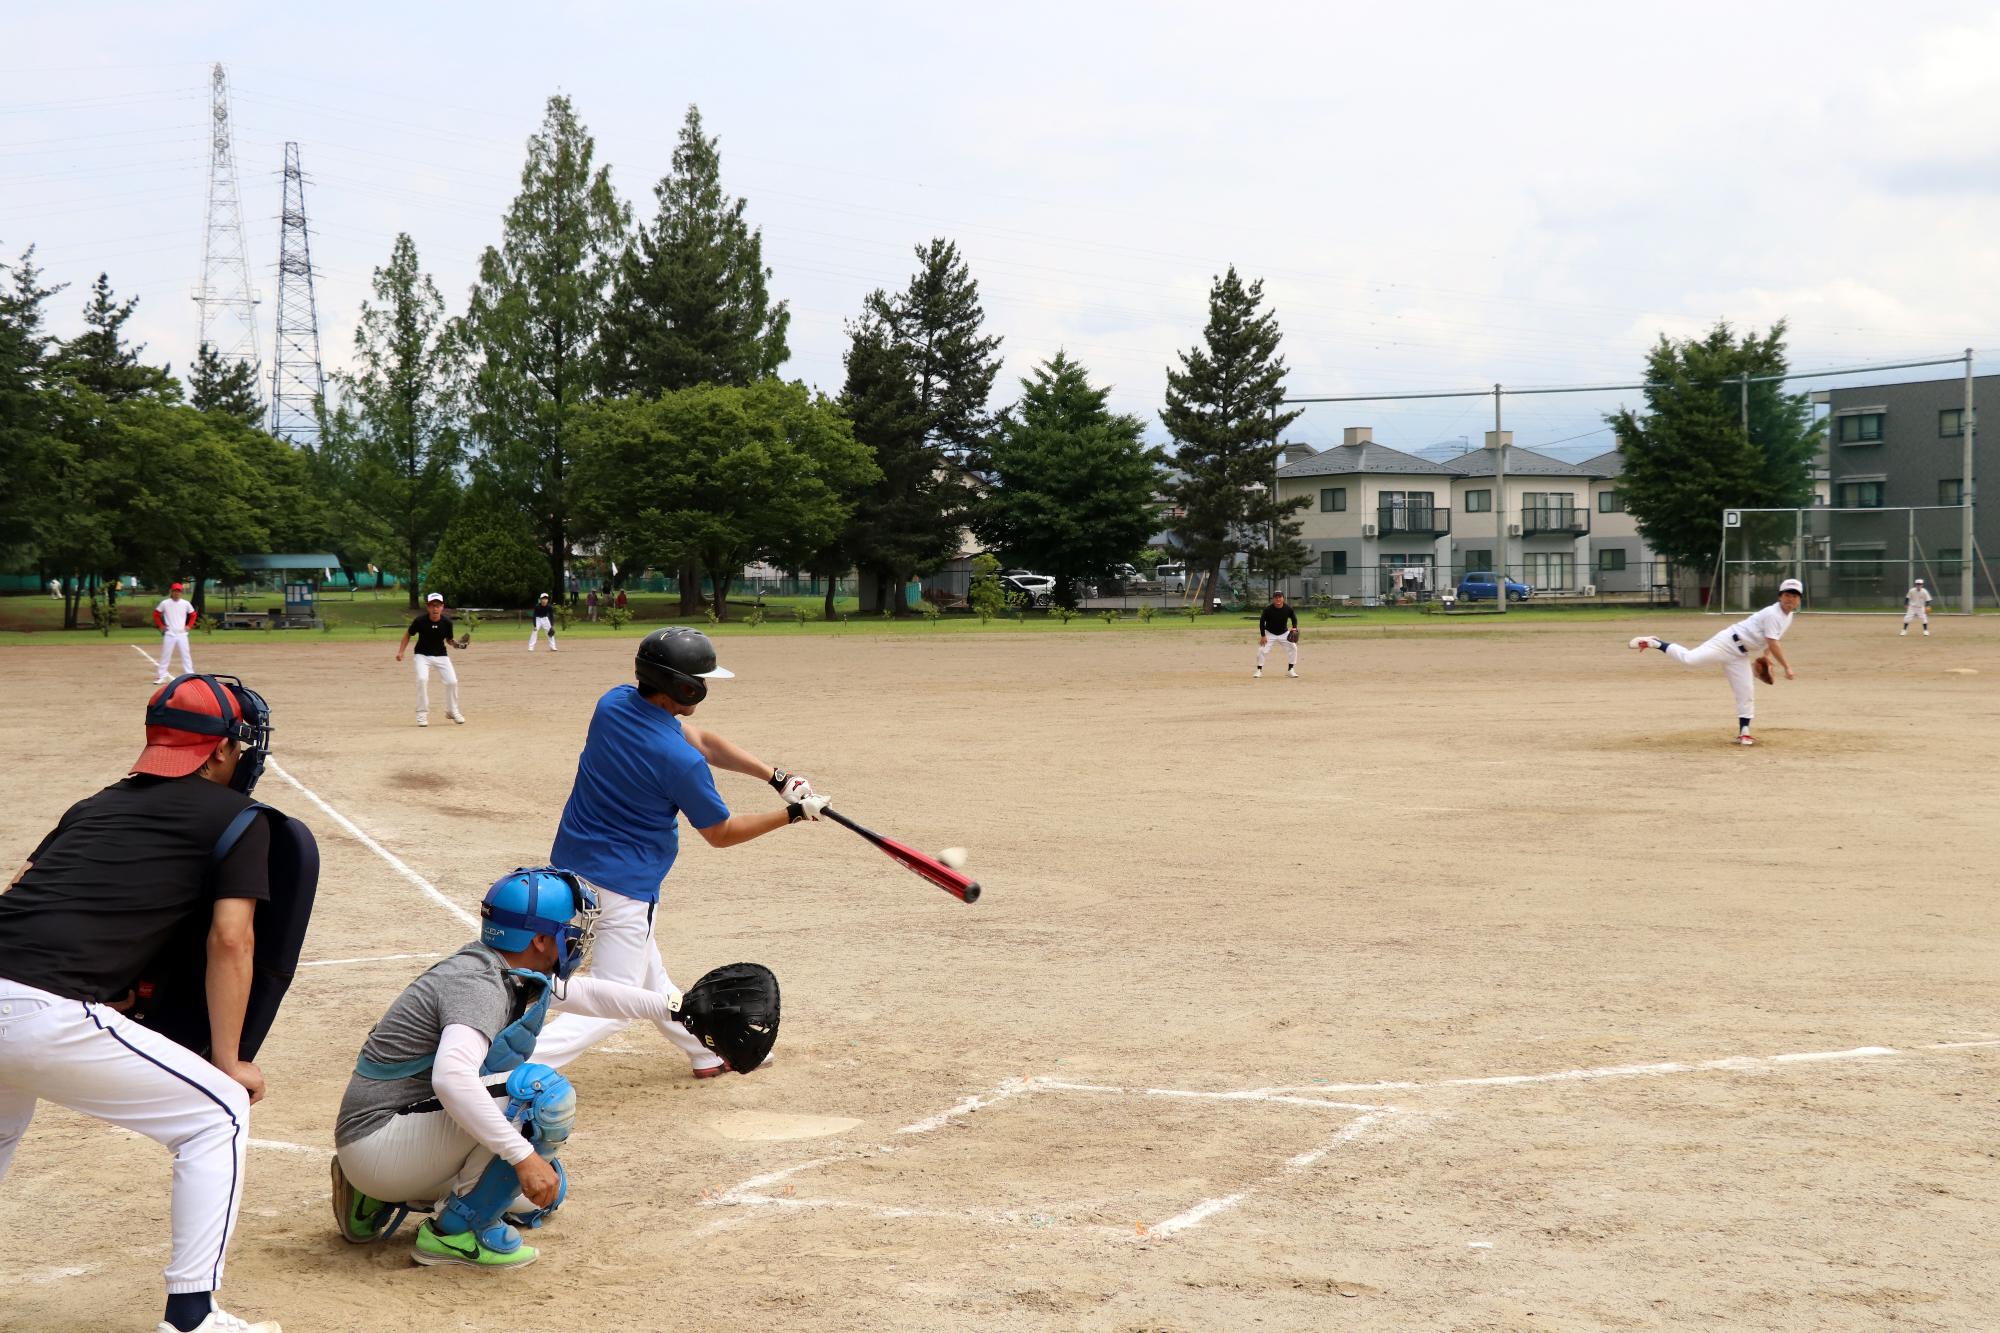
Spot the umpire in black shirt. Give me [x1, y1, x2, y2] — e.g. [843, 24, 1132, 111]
[0, 675, 299, 1333]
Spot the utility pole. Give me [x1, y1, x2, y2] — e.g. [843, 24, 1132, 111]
[268, 142, 326, 444]
[1493, 384, 1507, 616]
[1963, 349, 1976, 614]
[193, 64, 259, 372]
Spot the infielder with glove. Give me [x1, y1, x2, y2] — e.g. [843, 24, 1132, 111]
[1902, 577, 1932, 636]
[332, 868, 773, 1269]
[1628, 577, 1803, 746]
[528, 592, 558, 653]
[395, 592, 470, 727]
[530, 628, 824, 1078]
[1255, 591, 1299, 678]
[153, 582, 199, 683]
[0, 675, 313, 1333]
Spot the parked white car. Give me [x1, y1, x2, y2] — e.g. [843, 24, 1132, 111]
[999, 571, 1055, 608]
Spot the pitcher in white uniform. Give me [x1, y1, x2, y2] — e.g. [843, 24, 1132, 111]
[153, 582, 199, 683]
[1901, 578, 1932, 636]
[1627, 577, 1803, 746]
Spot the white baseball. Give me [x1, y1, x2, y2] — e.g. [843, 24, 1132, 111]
[937, 847, 969, 871]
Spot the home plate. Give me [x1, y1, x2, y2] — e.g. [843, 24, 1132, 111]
[710, 1111, 862, 1142]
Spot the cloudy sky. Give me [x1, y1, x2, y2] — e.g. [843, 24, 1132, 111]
[5, 1, 1997, 457]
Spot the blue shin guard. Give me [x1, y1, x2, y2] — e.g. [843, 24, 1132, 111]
[435, 1153, 527, 1253]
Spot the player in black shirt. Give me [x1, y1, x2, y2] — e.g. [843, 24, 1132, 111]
[1255, 591, 1300, 678]
[0, 676, 292, 1333]
[396, 591, 471, 727]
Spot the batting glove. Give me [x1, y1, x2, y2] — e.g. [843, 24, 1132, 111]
[770, 768, 816, 804]
[786, 794, 830, 824]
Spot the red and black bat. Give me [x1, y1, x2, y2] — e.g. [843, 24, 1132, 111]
[822, 807, 980, 904]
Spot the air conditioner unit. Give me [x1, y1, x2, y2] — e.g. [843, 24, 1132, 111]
[1583, 583, 1597, 597]
[1362, 523, 1377, 537]
[1507, 523, 1522, 537]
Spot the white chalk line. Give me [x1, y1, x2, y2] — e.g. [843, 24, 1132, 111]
[128, 645, 476, 931]
[299, 951, 443, 969]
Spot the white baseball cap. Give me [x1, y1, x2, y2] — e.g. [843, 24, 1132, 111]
[1778, 578, 1804, 596]
[426, 592, 444, 603]
[1915, 577, 1925, 584]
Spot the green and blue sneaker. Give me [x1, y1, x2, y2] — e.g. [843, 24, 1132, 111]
[412, 1219, 540, 1270]
[330, 1155, 406, 1244]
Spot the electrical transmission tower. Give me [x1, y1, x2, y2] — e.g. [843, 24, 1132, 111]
[193, 63, 259, 370]
[268, 141, 326, 444]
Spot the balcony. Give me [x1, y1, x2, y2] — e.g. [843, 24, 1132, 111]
[1374, 506, 1451, 536]
[1519, 506, 1590, 538]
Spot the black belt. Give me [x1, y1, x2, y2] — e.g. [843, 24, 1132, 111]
[397, 1082, 510, 1118]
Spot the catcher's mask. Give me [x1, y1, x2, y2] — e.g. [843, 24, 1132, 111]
[678, 962, 780, 1074]
[481, 867, 600, 980]
[634, 627, 734, 707]
[138, 674, 273, 796]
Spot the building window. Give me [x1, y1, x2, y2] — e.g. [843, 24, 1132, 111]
[1319, 549, 1347, 576]
[1461, 548, 1492, 573]
[1836, 545, 1886, 579]
[1835, 480, 1885, 508]
[1940, 478, 1965, 505]
[1320, 487, 1346, 513]
[1463, 489, 1492, 513]
[1598, 548, 1628, 572]
[1835, 413, 1884, 444]
[1597, 489, 1625, 513]
[1940, 408, 1973, 437]
[1523, 552, 1574, 590]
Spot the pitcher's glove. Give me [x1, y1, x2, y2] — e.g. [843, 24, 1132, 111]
[675, 963, 780, 1074]
[1753, 656, 1774, 685]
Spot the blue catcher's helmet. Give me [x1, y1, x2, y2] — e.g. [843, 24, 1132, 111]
[480, 867, 599, 979]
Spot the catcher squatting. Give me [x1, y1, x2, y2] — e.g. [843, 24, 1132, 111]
[0, 627, 808, 1332]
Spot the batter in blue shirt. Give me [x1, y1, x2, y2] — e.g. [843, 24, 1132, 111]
[531, 628, 826, 1076]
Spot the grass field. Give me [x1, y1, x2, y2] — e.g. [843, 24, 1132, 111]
[2, 613, 1994, 1331]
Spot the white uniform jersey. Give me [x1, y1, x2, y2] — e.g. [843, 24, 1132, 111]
[1726, 602, 1793, 654]
[155, 598, 194, 632]
[1906, 585, 1932, 610]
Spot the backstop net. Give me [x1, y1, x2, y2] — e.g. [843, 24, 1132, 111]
[1715, 505, 1985, 613]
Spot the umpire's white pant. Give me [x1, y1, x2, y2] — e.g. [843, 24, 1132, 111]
[528, 616, 556, 650]
[413, 653, 460, 723]
[337, 1107, 489, 1211]
[1257, 631, 1298, 668]
[0, 981, 251, 1295]
[529, 885, 715, 1071]
[1665, 631, 1756, 720]
[157, 630, 194, 679]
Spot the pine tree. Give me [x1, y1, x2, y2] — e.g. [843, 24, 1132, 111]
[0, 247, 64, 559]
[187, 342, 262, 427]
[339, 233, 466, 608]
[840, 313, 960, 614]
[459, 94, 630, 599]
[1608, 320, 1820, 589]
[53, 274, 178, 403]
[867, 239, 1002, 469]
[978, 351, 1161, 606]
[1159, 267, 1303, 604]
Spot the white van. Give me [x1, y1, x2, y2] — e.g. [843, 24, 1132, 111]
[1153, 563, 1188, 590]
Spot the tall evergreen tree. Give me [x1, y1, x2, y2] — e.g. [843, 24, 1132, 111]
[459, 94, 630, 598]
[339, 233, 466, 608]
[977, 351, 1161, 607]
[1607, 320, 1820, 590]
[0, 247, 64, 557]
[187, 342, 263, 427]
[1159, 267, 1303, 605]
[840, 313, 962, 614]
[53, 273, 178, 403]
[867, 238, 1002, 469]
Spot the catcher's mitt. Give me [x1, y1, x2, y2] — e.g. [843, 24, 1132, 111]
[678, 963, 780, 1074]
[1752, 657, 1774, 685]
[1286, 628, 1299, 643]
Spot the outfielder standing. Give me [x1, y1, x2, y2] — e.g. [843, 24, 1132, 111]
[1902, 577, 1932, 636]
[529, 628, 825, 1077]
[1255, 591, 1299, 678]
[1628, 577, 1803, 746]
[528, 593, 558, 653]
[153, 582, 199, 683]
[0, 676, 298, 1333]
[395, 593, 468, 727]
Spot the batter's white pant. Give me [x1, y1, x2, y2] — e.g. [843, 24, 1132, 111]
[336, 1106, 490, 1211]
[1256, 631, 1298, 668]
[1664, 631, 1756, 721]
[1903, 606, 1929, 627]
[413, 654, 460, 723]
[528, 616, 556, 651]
[0, 981, 251, 1295]
[530, 886, 716, 1071]
[157, 630, 194, 679]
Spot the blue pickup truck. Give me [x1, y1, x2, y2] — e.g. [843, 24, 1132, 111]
[1455, 571, 1532, 602]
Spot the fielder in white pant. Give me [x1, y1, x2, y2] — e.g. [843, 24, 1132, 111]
[1629, 578, 1802, 746]
[527, 593, 558, 652]
[1254, 592, 1299, 678]
[530, 628, 826, 1078]
[0, 677, 289, 1333]
[396, 593, 469, 727]
[1902, 579, 1932, 635]
[153, 583, 198, 683]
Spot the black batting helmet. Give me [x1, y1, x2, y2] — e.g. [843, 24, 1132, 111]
[634, 627, 735, 707]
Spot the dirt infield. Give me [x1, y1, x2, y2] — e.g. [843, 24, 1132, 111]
[3, 614, 1995, 1331]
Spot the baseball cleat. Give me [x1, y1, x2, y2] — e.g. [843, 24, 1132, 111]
[1287, 666, 1298, 677]
[1628, 636, 1658, 651]
[1735, 733, 1756, 746]
[692, 1061, 727, 1079]
[151, 1307, 282, 1332]
[448, 712, 466, 724]
[331, 1155, 403, 1245]
[417, 717, 429, 727]
[1252, 668, 1261, 678]
[412, 1219, 538, 1270]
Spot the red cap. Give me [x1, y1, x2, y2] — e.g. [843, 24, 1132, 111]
[170, 582, 184, 592]
[132, 677, 240, 779]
